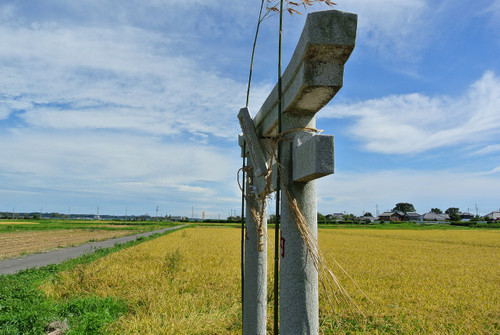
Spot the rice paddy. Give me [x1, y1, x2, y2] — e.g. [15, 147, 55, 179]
[39, 227, 500, 334]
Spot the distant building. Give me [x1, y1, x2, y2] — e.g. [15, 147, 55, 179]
[170, 216, 188, 221]
[485, 211, 500, 221]
[359, 215, 376, 222]
[423, 212, 449, 221]
[378, 212, 404, 221]
[326, 213, 344, 221]
[459, 212, 474, 220]
[405, 212, 422, 221]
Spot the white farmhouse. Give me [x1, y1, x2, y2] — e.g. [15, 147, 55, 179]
[485, 211, 500, 221]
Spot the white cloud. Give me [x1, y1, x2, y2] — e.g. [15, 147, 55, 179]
[0, 20, 273, 139]
[335, 0, 500, 71]
[0, 1, 272, 216]
[321, 71, 500, 154]
[0, 105, 10, 119]
[337, 0, 430, 63]
[483, 0, 500, 19]
[482, 166, 500, 175]
[0, 130, 240, 206]
[472, 144, 500, 155]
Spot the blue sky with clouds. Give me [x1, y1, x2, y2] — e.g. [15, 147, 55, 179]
[0, 0, 499, 217]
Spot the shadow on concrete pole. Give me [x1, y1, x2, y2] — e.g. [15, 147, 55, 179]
[280, 115, 319, 335]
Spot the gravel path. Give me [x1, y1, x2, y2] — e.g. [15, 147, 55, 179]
[0, 226, 183, 276]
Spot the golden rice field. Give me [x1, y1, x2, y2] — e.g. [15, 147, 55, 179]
[0, 230, 137, 259]
[0, 221, 40, 225]
[41, 227, 500, 334]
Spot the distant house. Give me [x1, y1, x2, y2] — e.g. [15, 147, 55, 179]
[485, 211, 500, 221]
[460, 212, 474, 220]
[359, 215, 376, 223]
[378, 212, 404, 221]
[170, 216, 188, 221]
[405, 212, 422, 221]
[326, 213, 344, 221]
[423, 212, 449, 221]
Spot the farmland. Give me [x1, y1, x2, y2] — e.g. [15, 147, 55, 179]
[0, 230, 140, 259]
[0, 220, 176, 260]
[1, 225, 499, 334]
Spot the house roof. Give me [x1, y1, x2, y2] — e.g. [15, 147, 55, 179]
[486, 211, 500, 219]
[423, 212, 449, 220]
[378, 212, 406, 220]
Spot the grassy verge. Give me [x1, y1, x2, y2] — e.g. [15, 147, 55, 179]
[0, 227, 183, 334]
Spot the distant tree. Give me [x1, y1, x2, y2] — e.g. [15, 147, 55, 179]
[317, 213, 326, 224]
[364, 212, 373, 217]
[445, 207, 460, 215]
[431, 208, 442, 214]
[326, 214, 338, 223]
[392, 203, 415, 214]
[342, 214, 357, 222]
[449, 213, 461, 222]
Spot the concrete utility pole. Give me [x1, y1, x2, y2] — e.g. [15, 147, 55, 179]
[242, 155, 268, 335]
[238, 9, 357, 335]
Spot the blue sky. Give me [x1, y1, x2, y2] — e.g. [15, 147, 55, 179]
[0, 0, 499, 218]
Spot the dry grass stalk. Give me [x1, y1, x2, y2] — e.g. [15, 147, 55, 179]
[239, 127, 368, 316]
[267, 0, 336, 15]
[276, 155, 370, 317]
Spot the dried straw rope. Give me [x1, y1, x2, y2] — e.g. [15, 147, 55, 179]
[237, 127, 372, 316]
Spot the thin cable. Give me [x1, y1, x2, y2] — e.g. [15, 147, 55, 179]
[246, 0, 266, 108]
[240, 141, 246, 319]
[274, 1, 284, 334]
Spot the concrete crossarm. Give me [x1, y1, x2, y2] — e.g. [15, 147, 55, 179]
[253, 9, 357, 137]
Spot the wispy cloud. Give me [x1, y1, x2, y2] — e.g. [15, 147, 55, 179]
[481, 166, 500, 175]
[0, 20, 270, 139]
[0, 129, 241, 212]
[322, 71, 500, 154]
[472, 144, 500, 156]
[337, 0, 430, 66]
[1, 0, 498, 216]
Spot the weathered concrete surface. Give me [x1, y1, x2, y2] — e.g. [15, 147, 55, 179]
[280, 115, 320, 335]
[238, 8, 357, 335]
[238, 107, 268, 177]
[0, 226, 183, 276]
[253, 9, 357, 137]
[293, 134, 334, 183]
[243, 157, 268, 335]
